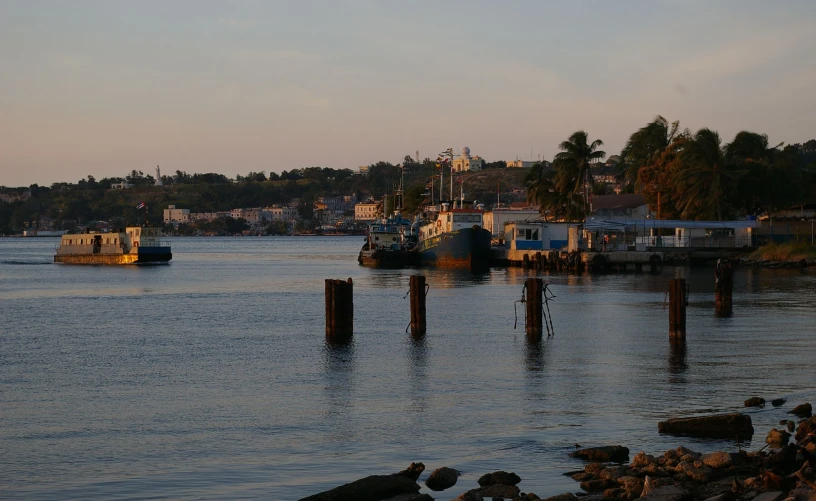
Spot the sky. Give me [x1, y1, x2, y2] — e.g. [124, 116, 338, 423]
[1, 0, 815, 187]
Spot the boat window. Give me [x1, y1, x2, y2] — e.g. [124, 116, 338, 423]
[517, 229, 525, 238]
[470, 215, 480, 222]
[68, 239, 73, 245]
[114, 238, 117, 244]
[454, 215, 466, 222]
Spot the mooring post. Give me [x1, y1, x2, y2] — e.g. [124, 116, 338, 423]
[525, 277, 543, 341]
[669, 278, 687, 339]
[409, 275, 427, 337]
[325, 278, 353, 339]
[714, 259, 733, 317]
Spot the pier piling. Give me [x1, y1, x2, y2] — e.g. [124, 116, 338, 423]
[525, 277, 543, 341]
[325, 278, 353, 339]
[409, 275, 427, 337]
[714, 259, 733, 317]
[668, 278, 687, 339]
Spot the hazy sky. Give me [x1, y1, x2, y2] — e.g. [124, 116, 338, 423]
[1, 1, 814, 187]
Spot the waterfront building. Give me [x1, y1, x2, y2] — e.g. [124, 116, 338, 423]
[354, 202, 379, 221]
[163, 205, 190, 224]
[483, 208, 541, 239]
[110, 181, 134, 190]
[506, 159, 537, 168]
[452, 147, 484, 172]
[591, 194, 650, 219]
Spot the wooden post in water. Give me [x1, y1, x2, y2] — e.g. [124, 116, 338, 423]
[409, 275, 427, 337]
[714, 260, 733, 317]
[668, 278, 687, 339]
[325, 278, 353, 339]
[525, 277, 543, 341]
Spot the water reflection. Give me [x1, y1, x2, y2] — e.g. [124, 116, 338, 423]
[406, 337, 428, 415]
[668, 338, 688, 382]
[322, 338, 356, 440]
[524, 340, 546, 373]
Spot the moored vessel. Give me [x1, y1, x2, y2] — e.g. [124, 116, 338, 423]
[54, 227, 172, 264]
[358, 213, 419, 268]
[417, 203, 491, 270]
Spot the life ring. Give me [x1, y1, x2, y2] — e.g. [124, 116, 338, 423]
[134, 241, 139, 247]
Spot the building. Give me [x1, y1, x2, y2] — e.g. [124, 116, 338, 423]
[592, 166, 619, 185]
[163, 205, 190, 224]
[483, 208, 541, 239]
[111, 181, 134, 190]
[262, 206, 299, 221]
[506, 159, 537, 168]
[503, 221, 574, 251]
[591, 194, 650, 219]
[452, 147, 484, 172]
[354, 202, 379, 221]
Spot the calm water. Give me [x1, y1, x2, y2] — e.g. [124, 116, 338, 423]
[2, 236, 815, 500]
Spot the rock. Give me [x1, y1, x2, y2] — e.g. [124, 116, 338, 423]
[753, 492, 785, 501]
[603, 487, 626, 499]
[599, 466, 629, 481]
[658, 413, 754, 439]
[395, 462, 426, 481]
[299, 470, 421, 501]
[631, 452, 658, 469]
[745, 397, 766, 407]
[701, 452, 732, 469]
[452, 489, 483, 501]
[539, 494, 579, 501]
[772, 399, 786, 407]
[639, 485, 691, 501]
[765, 445, 799, 475]
[569, 446, 630, 463]
[477, 471, 521, 487]
[478, 484, 520, 498]
[580, 479, 617, 492]
[788, 421, 796, 432]
[795, 416, 816, 441]
[385, 495, 433, 501]
[571, 472, 594, 482]
[584, 463, 606, 476]
[766, 428, 791, 445]
[425, 466, 458, 491]
[788, 488, 816, 501]
[675, 446, 700, 458]
[791, 403, 813, 418]
[618, 476, 644, 498]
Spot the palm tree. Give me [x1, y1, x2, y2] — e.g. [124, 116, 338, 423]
[621, 116, 680, 188]
[676, 128, 736, 220]
[553, 130, 605, 220]
[525, 162, 555, 214]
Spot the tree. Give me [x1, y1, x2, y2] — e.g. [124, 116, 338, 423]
[525, 162, 555, 212]
[621, 116, 680, 189]
[675, 128, 735, 220]
[553, 130, 605, 220]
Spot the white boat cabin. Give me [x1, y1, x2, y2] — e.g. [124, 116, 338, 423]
[418, 204, 484, 241]
[56, 227, 163, 256]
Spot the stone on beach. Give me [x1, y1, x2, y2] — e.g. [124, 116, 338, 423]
[745, 397, 766, 407]
[657, 413, 754, 439]
[297, 463, 422, 501]
[424, 466, 458, 491]
[569, 445, 631, 463]
[790, 403, 813, 418]
[700, 452, 733, 469]
[639, 485, 692, 501]
[766, 428, 792, 445]
[477, 470, 521, 486]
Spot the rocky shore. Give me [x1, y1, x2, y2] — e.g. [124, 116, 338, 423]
[299, 403, 816, 501]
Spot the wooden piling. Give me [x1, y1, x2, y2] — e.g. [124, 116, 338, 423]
[409, 275, 427, 337]
[669, 278, 687, 339]
[325, 278, 353, 338]
[525, 277, 543, 341]
[714, 260, 733, 317]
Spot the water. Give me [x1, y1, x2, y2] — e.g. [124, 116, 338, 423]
[2, 236, 815, 500]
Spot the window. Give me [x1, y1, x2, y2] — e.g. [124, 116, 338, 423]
[517, 229, 525, 237]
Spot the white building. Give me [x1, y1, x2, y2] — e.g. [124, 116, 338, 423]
[262, 206, 299, 221]
[355, 202, 379, 221]
[163, 205, 190, 224]
[111, 181, 134, 190]
[452, 147, 484, 173]
[483, 208, 542, 239]
[506, 159, 537, 168]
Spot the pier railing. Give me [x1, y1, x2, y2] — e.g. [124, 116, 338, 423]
[633, 235, 755, 249]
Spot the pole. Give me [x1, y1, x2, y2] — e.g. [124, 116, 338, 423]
[326, 278, 353, 339]
[669, 278, 687, 339]
[525, 278, 543, 341]
[409, 275, 426, 337]
[714, 259, 733, 317]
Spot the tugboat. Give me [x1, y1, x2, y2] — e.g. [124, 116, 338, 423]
[358, 212, 419, 268]
[416, 202, 491, 270]
[54, 226, 172, 264]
